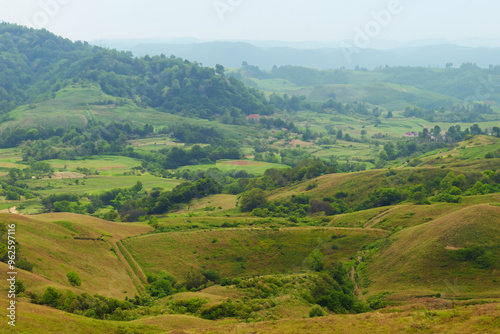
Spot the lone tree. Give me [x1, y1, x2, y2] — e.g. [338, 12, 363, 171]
[239, 188, 267, 212]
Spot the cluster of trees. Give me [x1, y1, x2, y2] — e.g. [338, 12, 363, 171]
[378, 124, 493, 162]
[0, 121, 153, 150]
[130, 141, 242, 171]
[30, 287, 136, 321]
[159, 124, 223, 144]
[403, 104, 494, 122]
[245, 158, 333, 191]
[1, 161, 55, 200]
[239, 169, 500, 220]
[0, 223, 34, 272]
[10, 121, 153, 161]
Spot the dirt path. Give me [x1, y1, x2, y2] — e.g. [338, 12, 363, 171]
[363, 207, 396, 229]
[8, 207, 19, 214]
[110, 240, 147, 295]
[350, 266, 362, 299]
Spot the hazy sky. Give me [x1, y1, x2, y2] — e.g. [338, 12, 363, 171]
[1, 0, 500, 46]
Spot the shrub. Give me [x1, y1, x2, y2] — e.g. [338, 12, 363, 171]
[367, 293, 387, 310]
[456, 246, 495, 269]
[202, 269, 221, 284]
[309, 249, 324, 272]
[239, 188, 267, 212]
[200, 301, 238, 320]
[170, 298, 207, 314]
[309, 305, 326, 317]
[5, 191, 20, 201]
[186, 269, 207, 290]
[66, 271, 81, 286]
[147, 271, 177, 298]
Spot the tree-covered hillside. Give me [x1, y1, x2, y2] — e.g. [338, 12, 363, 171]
[0, 23, 274, 119]
[231, 63, 500, 110]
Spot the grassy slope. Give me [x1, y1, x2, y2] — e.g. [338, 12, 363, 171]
[366, 204, 500, 299]
[420, 135, 500, 167]
[2, 84, 258, 139]
[123, 227, 386, 279]
[2, 296, 499, 334]
[294, 82, 461, 109]
[3, 213, 152, 298]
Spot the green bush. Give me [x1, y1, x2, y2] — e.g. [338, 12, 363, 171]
[202, 269, 221, 284]
[309, 249, 324, 272]
[309, 305, 326, 317]
[147, 271, 177, 298]
[66, 271, 81, 286]
[456, 246, 495, 269]
[200, 301, 238, 320]
[170, 298, 207, 314]
[367, 293, 387, 310]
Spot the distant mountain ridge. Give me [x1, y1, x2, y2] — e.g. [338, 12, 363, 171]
[92, 40, 500, 70]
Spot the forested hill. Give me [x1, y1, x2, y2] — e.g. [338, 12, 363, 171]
[0, 23, 274, 118]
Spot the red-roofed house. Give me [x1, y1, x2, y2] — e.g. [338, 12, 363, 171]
[246, 114, 260, 122]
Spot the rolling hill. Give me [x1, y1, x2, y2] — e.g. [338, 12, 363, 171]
[366, 204, 500, 299]
[2, 22, 500, 334]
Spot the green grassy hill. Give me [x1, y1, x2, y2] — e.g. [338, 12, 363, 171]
[2, 213, 151, 298]
[123, 227, 386, 279]
[2, 84, 257, 140]
[366, 204, 500, 300]
[294, 82, 461, 109]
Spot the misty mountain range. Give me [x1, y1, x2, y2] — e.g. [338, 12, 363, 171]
[93, 39, 500, 70]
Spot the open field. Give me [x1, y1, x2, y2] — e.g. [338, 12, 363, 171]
[177, 159, 290, 175]
[27, 174, 182, 196]
[46, 156, 143, 174]
[0, 147, 25, 171]
[128, 136, 185, 152]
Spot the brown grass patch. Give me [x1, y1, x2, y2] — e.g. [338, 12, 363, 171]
[51, 172, 86, 179]
[220, 160, 260, 166]
[290, 139, 315, 147]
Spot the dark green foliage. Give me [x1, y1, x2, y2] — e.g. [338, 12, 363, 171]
[455, 246, 495, 269]
[403, 105, 493, 123]
[32, 287, 136, 321]
[309, 266, 369, 314]
[41, 287, 63, 308]
[239, 188, 267, 212]
[66, 271, 81, 286]
[367, 293, 388, 310]
[200, 301, 238, 320]
[309, 249, 324, 272]
[0, 23, 275, 124]
[361, 188, 405, 209]
[170, 299, 207, 315]
[202, 269, 221, 284]
[309, 305, 326, 317]
[186, 269, 207, 291]
[5, 191, 20, 201]
[0, 223, 34, 272]
[15, 280, 26, 294]
[146, 271, 177, 298]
